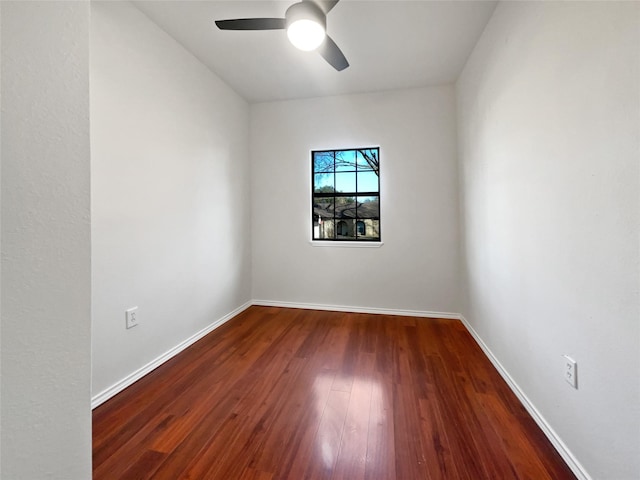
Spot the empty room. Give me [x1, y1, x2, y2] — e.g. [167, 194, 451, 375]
[1, 1, 638, 479]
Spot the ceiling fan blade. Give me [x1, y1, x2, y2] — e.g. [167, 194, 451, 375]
[304, 0, 340, 14]
[319, 35, 349, 71]
[215, 18, 286, 31]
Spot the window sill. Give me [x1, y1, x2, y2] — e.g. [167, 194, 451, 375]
[310, 241, 384, 248]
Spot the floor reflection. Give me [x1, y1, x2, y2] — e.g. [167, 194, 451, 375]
[312, 373, 384, 471]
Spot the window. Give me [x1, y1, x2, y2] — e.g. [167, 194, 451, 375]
[312, 147, 380, 241]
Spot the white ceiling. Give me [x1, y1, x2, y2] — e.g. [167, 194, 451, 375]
[133, 0, 497, 103]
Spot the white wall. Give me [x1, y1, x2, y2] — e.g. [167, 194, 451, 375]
[0, 2, 3, 472]
[1, 2, 92, 478]
[456, 2, 639, 479]
[91, 2, 251, 398]
[251, 87, 459, 313]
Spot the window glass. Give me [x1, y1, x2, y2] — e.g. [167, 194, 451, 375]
[335, 150, 357, 172]
[314, 152, 334, 173]
[357, 171, 378, 193]
[356, 149, 377, 170]
[335, 172, 356, 193]
[356, 196, 379, 218]
[314, 173, 334, 193]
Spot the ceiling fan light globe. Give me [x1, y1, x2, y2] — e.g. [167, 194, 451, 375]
[287, 19, 325, 51]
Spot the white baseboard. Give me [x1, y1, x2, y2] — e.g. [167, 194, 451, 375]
[458, 314, 592, 480]
[91, 300, 252, 409]
[252, 299, 460, 320]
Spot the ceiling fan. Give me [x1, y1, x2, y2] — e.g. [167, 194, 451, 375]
[214, 0, 349, 71]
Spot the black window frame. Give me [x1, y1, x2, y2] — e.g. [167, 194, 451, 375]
[311, 147, 381, 242]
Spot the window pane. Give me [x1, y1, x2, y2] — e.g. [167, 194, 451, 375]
[357, 219, 380, 240]
[335, 172, 356, 193]
[313, 197, 334, 239]
[357, 196, 379, 219]
[357, 171, 379, 193]
[313, 152, 334, 173]
[335, 197, 357, 220]
[336, 219, 356, 239]
[313, 196, 333, 217]
[335, 150, 357, 172]
[356, 148, 378, 171]
[314, 173, 334, 193]
[314, 218, 335, 239]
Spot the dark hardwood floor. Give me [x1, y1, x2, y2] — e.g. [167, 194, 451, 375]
[93, 306, 576, 479]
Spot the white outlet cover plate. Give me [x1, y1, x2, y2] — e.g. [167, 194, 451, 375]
[563, 355, 577, 389]
[126, 307, 139, 329]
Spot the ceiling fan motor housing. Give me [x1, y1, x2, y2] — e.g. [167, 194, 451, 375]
[285, 2, 326, 31]
[215, 0, 348, 70]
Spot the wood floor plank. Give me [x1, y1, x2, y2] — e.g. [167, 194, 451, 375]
[93, 306, 577, 480]
[302, 388, 351, 480]
[120, 450, 166, 480]
[93, 412, 173, 479]
[278, 371, 336, 479]
[417, 396, 460, 480]
[364, 374, 396, 480]
[331, 352, 375, 480]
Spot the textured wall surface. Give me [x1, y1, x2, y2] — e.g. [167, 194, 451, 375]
[1, 2, 92, 478]
[457, 2, 640, 478]
[91, 1, 251, 397]
[251, 87, 460, 314]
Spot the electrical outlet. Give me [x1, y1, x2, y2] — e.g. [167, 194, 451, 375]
[563, 355, 577, 389]
[126, 307, 139, 329]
